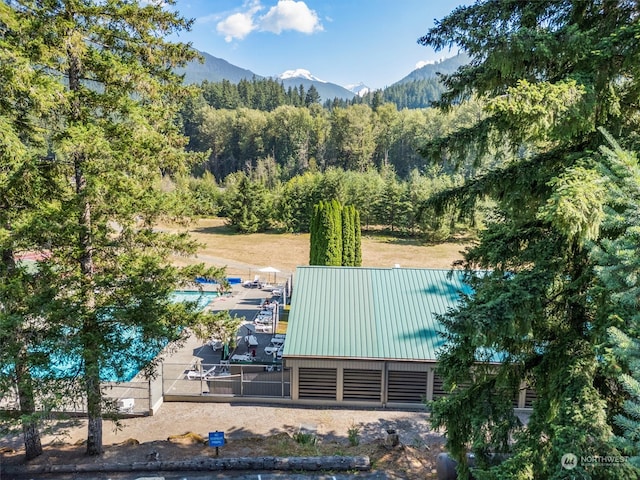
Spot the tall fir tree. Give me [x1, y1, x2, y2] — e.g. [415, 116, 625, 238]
[590, 134, 640, 468]
[0, 1, 64, 459]
[5, 0, 219, 456]
[223, 173, 271, 233]
[304, 85, 321, 106]
[419, 0, 640, 478]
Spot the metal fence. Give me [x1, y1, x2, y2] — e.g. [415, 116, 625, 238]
[162, 362, 291, 399]
[1, 361, 289, 420]
[0, 379, 152, 416]
[103, 379, 152, 415]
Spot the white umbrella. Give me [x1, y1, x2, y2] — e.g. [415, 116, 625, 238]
[258, 266, 280, 283]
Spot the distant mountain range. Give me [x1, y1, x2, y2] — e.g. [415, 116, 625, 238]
[275, 69, 357, 102]
[395, 52, 470, 84]
[177, 51, 261, 84]
[177, 50, 469, 102]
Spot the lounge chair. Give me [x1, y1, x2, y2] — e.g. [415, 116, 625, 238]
[117, 398, 135, 413]
[186, 365, 217, 380]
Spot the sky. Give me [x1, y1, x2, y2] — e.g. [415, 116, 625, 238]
[168, 0, 469, 90]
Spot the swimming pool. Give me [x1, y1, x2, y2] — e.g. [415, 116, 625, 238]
[170, 290, 218, 309]
[41, 290, 219, 383]
[106, 290, 218, 381]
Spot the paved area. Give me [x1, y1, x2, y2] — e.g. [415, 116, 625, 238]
[168, 281, 287, 374]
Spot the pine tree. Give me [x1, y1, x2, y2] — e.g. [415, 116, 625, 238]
[0, 2, 65, 459]
[419, 1, 640, 477]
[590, 133, 640, 469]
[305, 85, 321, 106]
[6, 0, 214, 456]
[223, 173, 271, 233]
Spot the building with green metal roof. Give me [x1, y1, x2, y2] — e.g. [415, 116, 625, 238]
[284, 266, 535, 409]
[283, 266, 474, 408]
[286, 266, 471, 362]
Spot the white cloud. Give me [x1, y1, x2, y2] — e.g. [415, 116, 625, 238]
[215, 0, 322, 42]
[259, 0, 323, 34]
[216, 1, 262, 42]
[217, 12, 257, 42]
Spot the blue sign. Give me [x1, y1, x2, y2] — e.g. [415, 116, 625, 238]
[209, 431, 225, 447]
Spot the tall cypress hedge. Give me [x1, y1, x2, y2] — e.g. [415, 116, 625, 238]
[310, 200, 361, 267]
[353, 207, 362, 266]
[342, 205, 355, 266]
[324, 199, 342, 266]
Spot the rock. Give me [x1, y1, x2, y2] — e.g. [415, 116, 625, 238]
[119, 438, 140, 446]
[384, 429, 400, 448]
[146, 451, 159, 461]
[167, 432, 206, 445]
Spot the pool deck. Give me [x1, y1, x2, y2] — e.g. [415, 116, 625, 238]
[166, 281, 286, 375]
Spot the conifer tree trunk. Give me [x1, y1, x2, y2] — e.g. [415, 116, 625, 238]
[75, 156, 103, 456]
[16, 359, 43, 460]
[67, 21, 102, 455]
[2, 246, 43, 460]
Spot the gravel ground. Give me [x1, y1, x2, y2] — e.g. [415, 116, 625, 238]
[37, 402, 438, 447]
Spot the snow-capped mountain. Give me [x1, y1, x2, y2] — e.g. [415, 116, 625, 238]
[277, 69, 326, 83]
[275, 68, 355, 101]
[177, 50, 469, 104]
[345, 82, 371, 97]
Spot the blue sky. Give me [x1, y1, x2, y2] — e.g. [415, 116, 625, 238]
[169, 0, 468, 90]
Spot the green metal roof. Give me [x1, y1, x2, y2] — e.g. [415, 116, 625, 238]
[285, 267, 471, 361]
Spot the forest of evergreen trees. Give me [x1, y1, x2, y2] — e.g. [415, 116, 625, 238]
[178, 77, 489, 202]
[188, 75, 447, 112]
[174, 77, 488, 239]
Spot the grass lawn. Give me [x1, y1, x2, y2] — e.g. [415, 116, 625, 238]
[162, 217, 474, 281]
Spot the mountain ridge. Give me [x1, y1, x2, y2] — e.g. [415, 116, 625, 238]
[178, 49, 469, 101]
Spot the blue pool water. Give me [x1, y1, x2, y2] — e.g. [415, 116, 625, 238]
[42, 290, 219, 383]
[107, 290, 218, 381]
[170, 290, 218, 309]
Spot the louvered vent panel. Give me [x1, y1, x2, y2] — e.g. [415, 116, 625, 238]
[431, 373, 446, 400]
[343, 369, 381, 402]
[525, 388, 537, 408]
[388, 371, 427, 403]
[298, 368, 337, 399]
